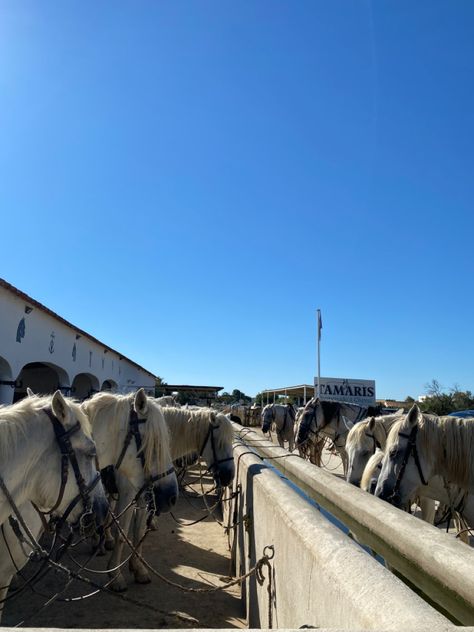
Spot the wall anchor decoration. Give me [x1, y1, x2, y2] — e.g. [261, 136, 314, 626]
[16, 318, 26, 343]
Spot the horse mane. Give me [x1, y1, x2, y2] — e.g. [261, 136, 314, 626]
[161, 407, 233, 458]
[346, 413, 403, 451]
[320, 400, 340, 426]
[360, 450, 384, 492]
[387, 413, 474, 490]
[346, 420, 371, 451]
[0, 394, 91, 463]
[83, 392, 171, 475]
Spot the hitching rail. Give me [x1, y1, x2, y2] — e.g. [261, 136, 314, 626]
[232, 423, 474, 626]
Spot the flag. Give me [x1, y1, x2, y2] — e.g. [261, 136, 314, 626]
[317, 309, 323, 341]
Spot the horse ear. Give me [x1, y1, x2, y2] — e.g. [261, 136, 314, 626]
[368, 417, 376, 432]
[26, 387, 35, 398]
[134, 388, 148, 416]
[406, 404, 421, 428]
[52, 390, 70, 425]
[210, 411, 217, 424]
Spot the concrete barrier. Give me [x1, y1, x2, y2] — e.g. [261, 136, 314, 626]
[230, 424, 474, 626]
[225, 439, 455, 630]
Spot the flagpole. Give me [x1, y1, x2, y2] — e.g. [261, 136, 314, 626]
[317, 309, 321, 398]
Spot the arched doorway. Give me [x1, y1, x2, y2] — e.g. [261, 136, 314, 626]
[72, 373, 100, 401]
[101, 379, 118, 392]
[14, 362, 70, 403]
[0, 356, 14, 405]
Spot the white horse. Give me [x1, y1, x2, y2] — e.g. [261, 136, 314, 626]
[375, 404, 474, 514]
[294, 407, 325, 465]
[162, 407, 235, 486]
[346, 412, 404, 486]
[128, 406, 235, 585]
[83, 389, 178, 591]
[261, 404, 296, 451]
[295, 398, 381, 473]
[0, 391, 108, 618]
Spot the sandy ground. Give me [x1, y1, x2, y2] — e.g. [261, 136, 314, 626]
[3, 470, 246, 629]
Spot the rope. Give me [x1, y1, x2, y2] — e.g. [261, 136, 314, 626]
[110, 509, 274, 595]
[35, 556, 200, 626]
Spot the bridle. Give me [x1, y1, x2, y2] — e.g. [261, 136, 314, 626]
[101, 408, 174, 512]
[198, 419, 234, 477]
[387, 424, 428, 504]
[299, 401, 368, 448]
[3, 407, 102, 537]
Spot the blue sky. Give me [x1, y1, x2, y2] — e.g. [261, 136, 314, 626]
[1, 1, 473, 399]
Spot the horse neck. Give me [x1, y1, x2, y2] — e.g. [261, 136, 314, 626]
[0, 412, 53, 524]
[165, 410, 208, 460]
[273, 406, 285, 430]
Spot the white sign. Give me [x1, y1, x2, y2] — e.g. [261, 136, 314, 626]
[315, 377, 376, 406]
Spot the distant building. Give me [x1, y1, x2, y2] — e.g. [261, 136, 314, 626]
[156, 384, 223, 406]
[0, 279, 156, 404]
[377, 399, 411, 412]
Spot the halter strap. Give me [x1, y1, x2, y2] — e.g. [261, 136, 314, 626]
[198, 422, 233, 473]
[0, 407, 101, 538]
[42, 407, 101, 520]
[365, 432, 382, 453]
[115, 409, 147, 471]
[389, 424, 428, 504]
[107, 408, 174, 506]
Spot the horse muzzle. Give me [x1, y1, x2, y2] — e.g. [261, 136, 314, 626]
[213, 463, 235, 488]
[153, 478, 179, 515]
[375, 482, 402, 507]
[92, 496, 110, 528]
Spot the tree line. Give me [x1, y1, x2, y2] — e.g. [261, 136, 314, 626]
[406, 379, 474, 416]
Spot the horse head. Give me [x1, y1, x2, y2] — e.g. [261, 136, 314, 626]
[346, 417, 377, 486]
[39, 391, 109, 529]
[261, 404, 275, 434]
[201, 412, 235, 488]
[133, 390, 179, 515]
[295, 398, 320, 447]
[375, 404, 430, 507]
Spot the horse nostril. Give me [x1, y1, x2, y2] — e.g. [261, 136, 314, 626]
[170, 494, 178, 507]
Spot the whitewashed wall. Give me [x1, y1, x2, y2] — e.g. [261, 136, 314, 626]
[0, 284, 155, 404]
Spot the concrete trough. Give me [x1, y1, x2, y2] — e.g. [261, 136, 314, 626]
[226, 439, 456, 630]
[231, 424, 474, 626]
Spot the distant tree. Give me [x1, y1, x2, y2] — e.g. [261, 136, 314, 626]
[418, 380, 474, 416]
[424, 379, 443, 397]
[405, 396, 415, 403]
[255, 392, 283, 406]
[155, 376, 167, 397]
[217, 389, 252, 405]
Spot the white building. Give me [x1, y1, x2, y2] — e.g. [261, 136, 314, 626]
[0, 278, 156, 405]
